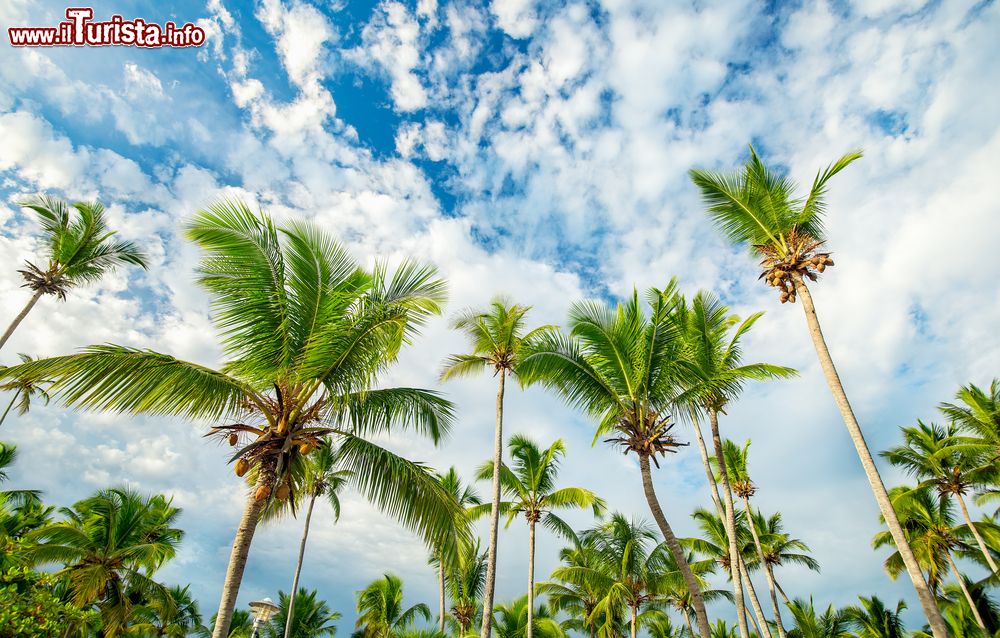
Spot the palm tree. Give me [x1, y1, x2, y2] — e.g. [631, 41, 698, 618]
[434, 468, 481, 633]
[0, 201, 459, 638]
[440, 296, 554, 638]
[274, 439, 350, 638]
[932, 576, 1000, 637]
[841, 596, 906, 638]
[0, 354, 51, 427]
[447, 538, 487, 637]
[940, 380, 1000, 456]
[748, 510, 819, 607]
[518, 283, 713, 638]
[719, 439, 789, 638]
[491, 596, 565, 638]
[267, 588, 340, 638]
[690, 147, 948, 638]
[471, 435, 604, 638]
[354, 574, 431, 638]
[784, 599, 849, 638]
[28, 487, 182, 637]
[201, 610, 254, 638]
[537, 540, 611, 638]
[646, 614, 691, 638]
[881, 420, 999, 573]
[0, 196, 148, 352]
[872, 485, 990, 631]
[677, 291, 795, 638]
[129, 584, 204, 637]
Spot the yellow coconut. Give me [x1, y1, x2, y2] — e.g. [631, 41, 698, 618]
[254, 485, 271, 502]
[235, 458, 250, 477]
[228, 433, 239, 446]
[275, 483, 290, 501]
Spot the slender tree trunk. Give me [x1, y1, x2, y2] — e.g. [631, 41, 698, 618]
[945, 551, 986, 631]
[527, 518, 536, 638]
[791, 274, 948, 638]
[630, 604, 637, 638]
[955, 491, 999, 573]
[284, 493, 318, 638]
[740, 558, 772, 638]
[439, 551, 447, 633]
[0, 394, 16, 428]
[742, 497, 786, 638]
[480, 370, 506, 638]
[684, 612, 694, 638]
[692, 419, 725, 515]
[637, 454, 711, 638]
[776, 581, 791, 607]
[708, 409, 750, 638]
[212, 472, 271, 638]
[0, 290, 44, 353]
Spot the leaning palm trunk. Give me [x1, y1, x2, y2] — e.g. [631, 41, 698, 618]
[742, 498, 786, 638]
[527, 518, 536, 638]
[0, 290, 44, 352]
[708, 409, 750, 638]
[638, 455, 711, 638]
[945, 552, 987, 631]
[212, 482, 268, 638]
[284, 493, 318, 638]
[0, 394, 17, 427]
[480, 370, 506, 638]
[792, 274, 947, 637]
[955, 492, 1000, 574]
[739, 559, 772, 638]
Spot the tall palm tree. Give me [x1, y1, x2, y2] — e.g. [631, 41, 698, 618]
[440, 296, 554, 638]
[354, 574, 431, 638]
[690, 147, 948, 638]
[881, 420, 999, 573]
[0, 196, 148, 352]
[28, 487, 182, 637]
[748, 510, 819, 607]
[940, 380, 1000, 455]
[646, 614, 691, 638]
[471, 435, 604, 638]
[0, 201, 459, 638]
[841, 596, 906, 638]
[677, 291, 795, 638]
[129, 584, 204, 638]
[267, 588, 340, 638]
[872, 485, 990, 631]
[537, 540, 611, 638]
[720, 439, 789, 638]
[932, 576, 1000, 637]
[491, 596, 565, 638]
[0, 354, 51, 427]
[433, 468, 480, 634]
[274, 439, 350, 638]
[447, 538, 487, 637]
[518, 283, 713, 638]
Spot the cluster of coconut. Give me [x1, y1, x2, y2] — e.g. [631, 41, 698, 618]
[226, 430, 322, 502]
[761, 253, 834, 304]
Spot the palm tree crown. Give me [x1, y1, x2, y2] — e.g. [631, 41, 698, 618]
[354, 574, 431, 638]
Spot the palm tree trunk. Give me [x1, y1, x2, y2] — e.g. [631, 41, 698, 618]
[945, 551, 987, 630]
[630, 604, 637, 638]
[742, 497, 786, 638]
[637, 454, 711, 638]
[439, 551, 447, 633]
[739, 558, 772, 638]
[284, 493, 318, 638]
[480, 370, 506, 638]
[955, 491, 999, 573]
[0, 290, 44, 353]
[708, 409, 750, 638]
[0, 394, 17, 428]
[776, 580, 791, 607]
[212, 477, 269, 638]
[791, 274, 948, 638]
[684, 612, 694, 638]
[691, 419, 725, 515]
[527, 518, 536, 638]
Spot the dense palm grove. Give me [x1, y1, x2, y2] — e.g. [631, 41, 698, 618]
[0, 151, 997, 638]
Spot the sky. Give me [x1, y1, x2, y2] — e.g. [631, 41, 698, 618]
[1, 0, 999, 632]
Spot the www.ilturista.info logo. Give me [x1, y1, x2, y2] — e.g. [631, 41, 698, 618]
[8, 8, 206, 48]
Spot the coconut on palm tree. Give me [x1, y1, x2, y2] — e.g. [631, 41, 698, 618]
[354, 574, 431, 638]
[882, 420, 999, 573]
[0, 201, 460, 638]
[471, 435, 604, 638]
[518, 282, 713, 638]
[0, 196, 148, 352]
[28, 487, 182, 637]
[676, 291, 795, 638]
[690, 147, 948, 638]
[440, 297, 554, 638]
[873, 485, 994, 631]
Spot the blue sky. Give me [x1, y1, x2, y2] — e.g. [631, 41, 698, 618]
[1, 0, 999, 632]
